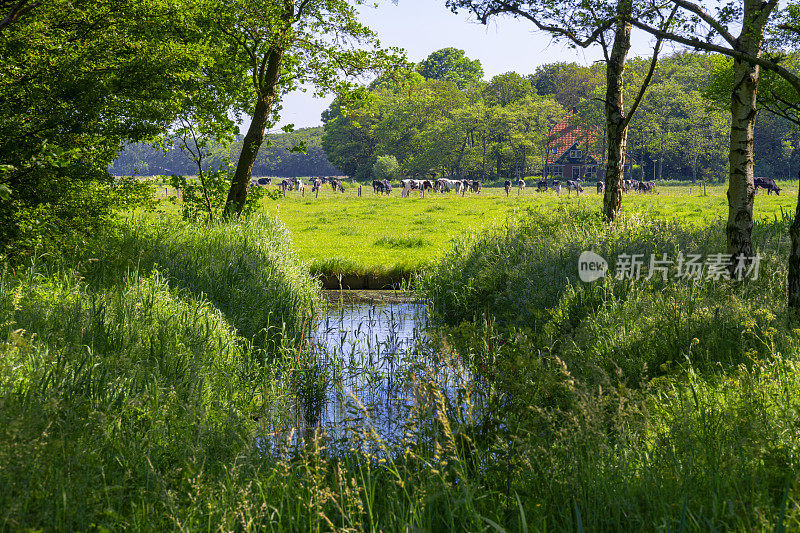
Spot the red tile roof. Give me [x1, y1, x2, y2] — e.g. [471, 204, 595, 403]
[545, 109, 600, 165]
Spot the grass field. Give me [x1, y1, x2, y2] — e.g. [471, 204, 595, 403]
[269, 181, 799, 277]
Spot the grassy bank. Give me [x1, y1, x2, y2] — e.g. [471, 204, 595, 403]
[417, 206, 800, 528]
[1, 204, 799, 529]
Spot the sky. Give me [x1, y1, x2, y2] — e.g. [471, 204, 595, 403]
[269, 0, 667, 132]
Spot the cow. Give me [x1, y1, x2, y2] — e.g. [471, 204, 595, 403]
[471, 180, 482, 194]
[311, 178, 322, 193]
[256, 177, 271, 186]
[330, 179, 344, 193]
[504, 180, 512, 197]
[537, 180, 548, 192]
[622, 180, 632, 193]
[597, 181, 604, 194]
[755, 177, 781, 195]
[400, 179, 433, 196]
[279, 179, 291, 192]
[640, 181, 656, 193]
[372, 179, 384, 194]
[566, 180, 583, 195]
[382, 179, 392, 195]
[401, 179, 424, 197]
[553, 180, 561, 195]
[518, 179, 526, 194]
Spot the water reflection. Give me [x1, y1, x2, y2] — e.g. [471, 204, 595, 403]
[270, 292, 477, 449]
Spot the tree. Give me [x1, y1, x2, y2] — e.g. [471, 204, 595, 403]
[483, 72, 535, 107]
[628, 0, 780, 269]
[372, 155, 399, 180]
[0, 0, 207, 259]
[528, 61, 605, 108]
[213, 0, 400, 217]
[444, 0, 673, 221]
[417, 47, 484, 89]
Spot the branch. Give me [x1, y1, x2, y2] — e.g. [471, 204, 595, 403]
[669, 0, 737, 47]
[0, 0, 41, 33]
[622, 5, 678, 129]
[628, 17, 800, 97]
[477, 2, 614, 49]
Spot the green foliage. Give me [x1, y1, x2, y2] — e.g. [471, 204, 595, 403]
[372, 154, 399, 180]
[0, 0, 212, 257]
[417, 47, 484, 89]
[169, 168, 270, 222]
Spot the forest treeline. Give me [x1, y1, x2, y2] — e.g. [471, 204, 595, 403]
[323, 51, 799, 182]
[110, 127, 340, 177]
[112, 50, 800, 183]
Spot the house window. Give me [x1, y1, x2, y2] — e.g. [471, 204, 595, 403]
[572, 167, 581, 179]
[552, 166, 563, 177]
[585, 166, 596, 178]
[569, 149, 583, 159]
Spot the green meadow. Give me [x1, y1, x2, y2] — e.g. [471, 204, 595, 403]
[271, 181, 799, 277]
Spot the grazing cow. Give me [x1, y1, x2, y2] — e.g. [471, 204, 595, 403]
[372, 179, 385, 194]
[471, 180, 481, 194]
[279, 179, 292, 192]
[256, 177, 271, 186]
[382, 179, 392, 195]
[553, 180, 561, 195]
[640, 181, 656, 193]
[504, 180, 512, 196]
[597, 181, 604, 194]
[400, 179, 433, 197]
[330, 179, 344, 192]
[566, 180, 583, 195]
[518, 179, 526, 194]
[755, 176, 781, 195]
[537, 180, 548, 192]
[311, 178, 322, 193]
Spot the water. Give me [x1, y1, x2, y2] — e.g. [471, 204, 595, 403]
[267, 292, 479, 450]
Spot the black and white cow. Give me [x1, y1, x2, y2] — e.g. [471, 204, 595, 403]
[401, 179, 432, 197]
[755, 177, 781, 195]
[471, 180, 482, 194]
[256, 177, 271, 186]
[597, 181, 604, 194]
[518, 179, 526, 194]
[504, 180, 512, 197]
[331, 179, 344, 192]
[537, 180, 548, 192]
[553, 180, 561, 195]
[566, 180, 583, 195]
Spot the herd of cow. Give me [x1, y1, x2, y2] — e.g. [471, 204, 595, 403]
[250, 176, 346, 195]
[250, 175, 784, 197]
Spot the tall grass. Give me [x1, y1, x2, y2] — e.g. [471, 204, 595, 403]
[1, 206, 799, 530]
[93, 213, 319, 345]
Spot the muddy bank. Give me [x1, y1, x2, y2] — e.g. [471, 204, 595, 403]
[316, 272, 412, 290]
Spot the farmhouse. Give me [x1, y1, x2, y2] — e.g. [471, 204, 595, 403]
[544, 108, 635, 182]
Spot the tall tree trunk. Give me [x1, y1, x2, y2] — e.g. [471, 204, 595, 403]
[726, 56, 759, 260]
[602, 5, 632, 222]
[789, 169, 800, 308]
[224, 47, 284, 218]
[726, 0, 766, 261]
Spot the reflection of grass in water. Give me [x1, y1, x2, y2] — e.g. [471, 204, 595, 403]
[292, 352, 329, 426]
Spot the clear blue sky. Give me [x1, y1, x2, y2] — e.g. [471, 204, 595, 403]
[270, 0, 664, 131]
